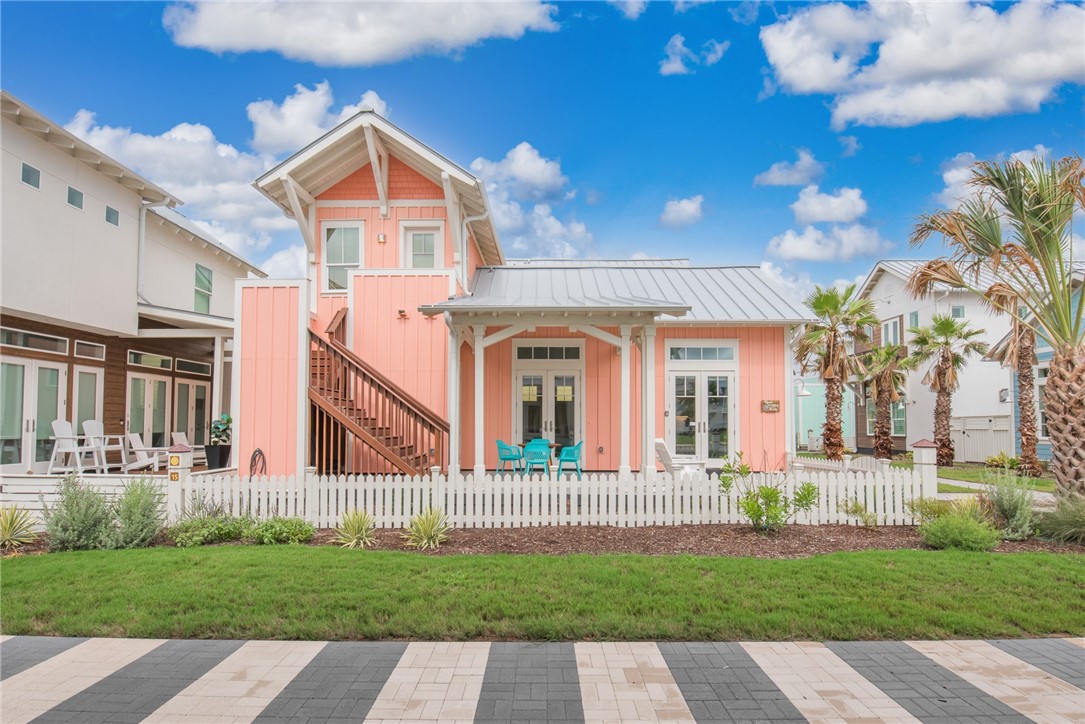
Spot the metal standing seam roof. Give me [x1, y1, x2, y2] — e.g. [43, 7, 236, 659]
[861, 259, 1003, 297]
[420, 265, 812, 323]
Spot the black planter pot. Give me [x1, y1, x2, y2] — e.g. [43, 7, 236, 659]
[205, 444, 232, 470]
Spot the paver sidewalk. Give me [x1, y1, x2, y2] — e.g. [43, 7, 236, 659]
[1, 636, 1081, 723]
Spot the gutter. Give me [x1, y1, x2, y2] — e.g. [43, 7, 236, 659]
[460, 188, 490, 292]
[137, 197, 174, 303]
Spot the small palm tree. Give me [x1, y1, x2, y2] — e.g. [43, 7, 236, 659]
[908, 315, 989, 466]
[992, 320, 1043, 476]
[795, 284, 878, 461]
[862, 345, 916, 460]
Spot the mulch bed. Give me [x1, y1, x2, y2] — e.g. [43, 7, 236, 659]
[311, 524, 1084, 558]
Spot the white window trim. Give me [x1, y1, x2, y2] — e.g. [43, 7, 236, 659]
[194, 263, 213, 313]
[128, 349, 173, 371]
[951, 305, 966, 319]
[73, 340, 106, 361]
[105, 206, 120, 226]
[321, 219, 365, 294]
[72, 365, 105, 430]
[176, 358, 212, 376]
[20, 162, 41, 190]
[865, 395, 906, 437]
[399, 219, 446, 270]
[1035, 363, 1049, 441]
[0, 326, 69, 356]
[881, 319, 900, 347]
[67, 186, 84, 211]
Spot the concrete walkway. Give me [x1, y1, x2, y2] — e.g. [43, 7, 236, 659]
[1, 636, 1081, 723]
[936, 477, 1057, 509]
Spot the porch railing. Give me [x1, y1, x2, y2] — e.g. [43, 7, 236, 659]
[309, 331, 449, 476]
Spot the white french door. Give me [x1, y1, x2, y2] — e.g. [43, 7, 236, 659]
[667, 371, 736, 468]
[0, 358, 67, 473]
[128, 372, 171, 448]
[174, 379, 211, 446]
[515, 371, 582, 453]
[72, 365, 104, 435]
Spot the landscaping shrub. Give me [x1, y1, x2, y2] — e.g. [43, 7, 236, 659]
[1036, 496, 1085, 545]
[335, 510, 376, 549]
[906, 497, 953, 523]
[719, 454, 817, 533]
[168, 515, 253, 548]
[403, 508, 450, 550]
[983, 468, 1034, 540]
[837, 498, 879, 527]
[0, 505, 38, 550]
[113, 478, 165, 549]
[919, 512, 1000, 552]
[985, 451, 1019, 469]
[41, 476, 116, 551]
[245, 517, 315, 545]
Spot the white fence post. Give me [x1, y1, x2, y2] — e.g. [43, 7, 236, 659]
[912, 439, 938, 498]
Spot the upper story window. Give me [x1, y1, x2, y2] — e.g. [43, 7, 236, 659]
[1, 326, 68, 355]
[951, 305, 966, 319]
[67, 186, 84, 210]
[194, 264, 213, 313]
[323, 221, 362, 292]
[21, 163, 41, 189]
[105, 206, 120, 226]
[401, 222, 444, 269]
[909, 311, 919, 329]
[1036, 365, 1049, 439]
[74, 340, 106, 361]
[881, 319, 900, 347]
[865, 396, 906, 436]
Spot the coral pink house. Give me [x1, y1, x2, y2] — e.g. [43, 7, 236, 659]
[233, 112, 810, 477]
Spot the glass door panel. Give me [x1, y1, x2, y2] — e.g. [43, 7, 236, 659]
[193, 384, 208, 445]
[551, 373, 577, 452]
[150, 379, 168, 447]
[33, 366, 61, 463]
[672, 375, 698, 456]
[519, 374, 543, 444]
[74, 369, 102, 435]
[175, 383, 190, 443]
[128, 377, 146, 439]
[706, 375, 730, 461]
[0, 362, 25, 467]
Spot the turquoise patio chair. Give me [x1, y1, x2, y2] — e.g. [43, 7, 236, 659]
[555, 441, 584, 480]
[523, 439, 551, 476]
[496, 440, 523, 473]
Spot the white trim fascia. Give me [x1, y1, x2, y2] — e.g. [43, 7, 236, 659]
[296, 278, 309, 477]
[315, 199, 448, 208]
[230, 279, 244, 470]
[136, 328, 232, 339]
[282, 176, 316, 252]
[784, 325, 795, 459]
[571, 324, 623, 348]
[481, 323, 531, 349]
[363, 124, 389, 216]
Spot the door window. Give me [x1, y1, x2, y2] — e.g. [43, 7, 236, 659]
[520, 375, 543, 444]
[673, 375, 698, 455]
[552, 374, 577, 450]
[33, 367, 60, 463]
[706, 375, 730, 459]
[0, 362, 25, 465]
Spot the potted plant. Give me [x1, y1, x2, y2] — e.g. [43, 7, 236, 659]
[205, 414, 232, 469]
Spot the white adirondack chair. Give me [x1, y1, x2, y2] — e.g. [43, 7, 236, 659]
[125, 433, 167, 472]
[654, 438, 707, 476]
[171, 431, 206, 466]
[47, 420, 97, 474]
[83, 420, 127, 472]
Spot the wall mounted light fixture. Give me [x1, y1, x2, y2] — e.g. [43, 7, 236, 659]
[397, 309, 408, 318]
[378, 233, 387, 243]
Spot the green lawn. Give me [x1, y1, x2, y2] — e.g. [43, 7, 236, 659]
[2, 547, 1081, 641]
[938, 482, 978, 494]
[938, 465, 1057, 493]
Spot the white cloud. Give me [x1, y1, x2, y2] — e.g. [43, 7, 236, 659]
[631, 251, 660, 260]
[164, 1, 558, 67]
[64, 109, 280, 254]
[261, 244, 308, 279]
[767, 224, 892, 262]
[702, 39, 730, 66]
[660, 195, 704, 229]
[760, 1, 1085, 129]
[759, 261, 815, 303]
[470, 141, 568, 201]
[753, 148, 825, 186]
[660, 34, 697, 76]
[936, 144, 1051, 207]
[247, 82, 388, 156]
[838, 135, 860, 157]
[609, 0, 648, 19]
[729, 1, 762, 25]
[790, 185, 867, 224]
[472, 143, 590, 258]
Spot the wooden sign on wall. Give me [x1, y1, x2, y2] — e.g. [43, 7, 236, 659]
[761, 400, 780, 413]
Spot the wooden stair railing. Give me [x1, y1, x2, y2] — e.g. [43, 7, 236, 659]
[309, 330, 449, 476]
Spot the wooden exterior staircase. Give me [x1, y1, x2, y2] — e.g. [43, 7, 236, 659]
[309, 309, 449, 475]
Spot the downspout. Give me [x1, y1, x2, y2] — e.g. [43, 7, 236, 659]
[460, 180, 492, 292]
[137, 197, 173, 303]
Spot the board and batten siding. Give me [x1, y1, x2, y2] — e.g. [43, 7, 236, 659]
[235, 282, 306, 477]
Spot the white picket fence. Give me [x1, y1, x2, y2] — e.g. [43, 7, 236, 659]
[0, 474, 133, 530]
[169, 469, 924, 528]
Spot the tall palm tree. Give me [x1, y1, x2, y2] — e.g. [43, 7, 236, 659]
[908, 316, 989, 467]
[910, 156, 1083, 496]
[862, 345, 916, 460]
[991, 319, 1043, 476]
[795, 284, 878, 461]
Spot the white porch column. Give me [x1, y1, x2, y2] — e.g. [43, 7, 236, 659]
[473, 325, 486, 477]
[642, 324, 656, 479]
[211, 335, 225, 418]
[447, 322, 461, 475]
[619, 324, 632, 476]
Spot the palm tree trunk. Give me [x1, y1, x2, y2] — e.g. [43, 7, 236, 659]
[1046, 344, 1085, 498]
[934, 353, 955, 467]
[874, 383, 893, 459]
[1016, 328, 1042, 477]
[823, 377, 845, 461]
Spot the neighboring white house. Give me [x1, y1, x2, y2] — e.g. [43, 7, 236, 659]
[854, 260, 1014, 462]
[1, 90, 265, 473]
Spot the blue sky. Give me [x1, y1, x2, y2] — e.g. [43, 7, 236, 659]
[2, 1, 1082, 294]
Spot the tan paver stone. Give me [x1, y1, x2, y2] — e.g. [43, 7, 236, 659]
[1066, 638, 1085, 650]
[576, 642, 694, 723]
[142, 640, 325, 723]
[0, 637, 166, 724]
[362, 642, 490, 724]
[743, 642, 921, 723]
[908, 639, 1085, 724]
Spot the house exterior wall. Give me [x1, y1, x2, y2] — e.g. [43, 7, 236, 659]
[2, 117, 141, 336]
[856, 270, 1013, 456]
[793, 374, 856, 450]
